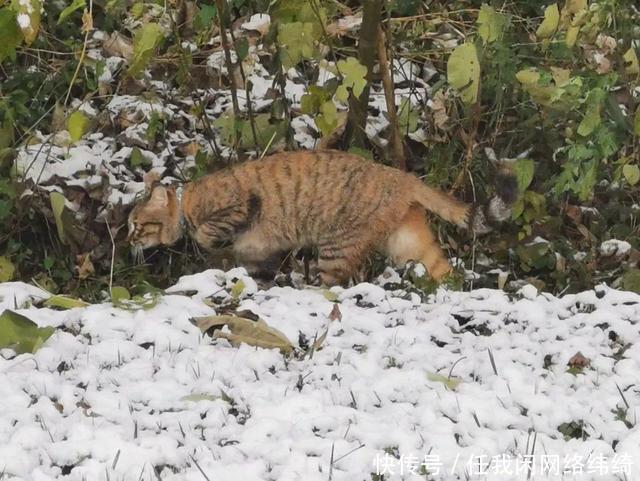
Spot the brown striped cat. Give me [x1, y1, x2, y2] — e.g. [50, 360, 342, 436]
[128, 150, 516, 284]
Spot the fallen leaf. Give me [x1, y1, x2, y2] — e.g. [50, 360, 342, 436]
[0, 309, 55, 354]
[194, 315, 294, 353]
[44, 295, 90, 309]
[568, 351, 590, 369]
[328, 303, 342, 322]
[536, 3, 560, 39]
[427, 372, 462, 390]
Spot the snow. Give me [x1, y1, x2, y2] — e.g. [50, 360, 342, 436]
[599, 239, 632, 257]
[1, 272, 640, 480]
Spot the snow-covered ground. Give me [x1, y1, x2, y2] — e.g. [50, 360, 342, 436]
[1, 269, 640, 481]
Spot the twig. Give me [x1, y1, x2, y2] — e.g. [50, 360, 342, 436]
[214, 0, 241, 132]
[376, 24, 406, 170]
[63, 0, 94, 106]
[105, 218, 116, 294]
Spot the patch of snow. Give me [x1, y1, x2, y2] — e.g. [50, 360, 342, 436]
[600, 239, 632, 256]
[1, 274, 640, 480]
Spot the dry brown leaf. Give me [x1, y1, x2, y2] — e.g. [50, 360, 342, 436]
[75, 253, 95, 280]
[316, 111, 348, 151]
[103, 32, 134, 61]
[568, 351, 590, 369]
[328, 303, 342, 322]
[430, 91, 450, 130]
[193, 315, 294, 353]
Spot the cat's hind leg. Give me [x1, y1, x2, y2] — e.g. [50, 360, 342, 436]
[385, 205, 452, 281]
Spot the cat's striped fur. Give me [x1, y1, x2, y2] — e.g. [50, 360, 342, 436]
[128, 150, 516, 284]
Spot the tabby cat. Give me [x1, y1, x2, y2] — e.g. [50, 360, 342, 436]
[128, 150, 516, 284]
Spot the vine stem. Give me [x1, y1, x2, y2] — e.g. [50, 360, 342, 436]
[63, 0, 93, 107]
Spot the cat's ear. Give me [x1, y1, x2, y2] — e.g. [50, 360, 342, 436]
[143, 171, 162, 194]
[148, 185, 169, 207]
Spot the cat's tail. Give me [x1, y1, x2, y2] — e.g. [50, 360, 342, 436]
[412, 169, 518, 234]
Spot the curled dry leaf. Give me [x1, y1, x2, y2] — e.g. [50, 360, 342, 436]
[328, 303, 342, 322]
[75, 253, 95, 280]
[103, 32, 134, 61]
[193, 315, 294, 353]
[568, 351, 590, 369]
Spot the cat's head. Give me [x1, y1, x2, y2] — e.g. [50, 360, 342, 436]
[128, 172, 184, 249]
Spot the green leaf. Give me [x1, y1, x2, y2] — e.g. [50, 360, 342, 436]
[335, 57, 368, 103]
[536, 4, 559, 39]
[129, 147, 151, 168]
[446, 43, 480, 105]
[427, 372, 462, 390]
[111, 286, 131, 304]
[477, 4, 506, 44]
[577, 104, 601, 137]
[194, 4, 217, 31]
[44, 294, 90, 309]
[58, 0, 86, 24]
[0, 9, 23, 62]
[0, 309, 55, 354]
[67, 111, 88, 142]
[515, 68, 540, 85]
[231, 279, 245, 299]
[278, 22, 316, 68]
[0, 256, 15, 282]
[623, 48, 639, 76]
[193, 314, 294, 353]
[235, 37, 249, 62]
[49, 192, 67, 244]
[622, 164, 640, 186]
[514, 159, 535, 192]
[635, 107, 640, 137]
[622, 269, 640, 294]
[129, 23, 163, 76]
[315, 100, 338, 136]
[397, 97, 419, 133]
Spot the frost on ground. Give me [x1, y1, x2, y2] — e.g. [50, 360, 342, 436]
[1, 270, 640, 481]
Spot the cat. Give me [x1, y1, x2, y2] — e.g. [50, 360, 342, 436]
[128, 150, 516, 284]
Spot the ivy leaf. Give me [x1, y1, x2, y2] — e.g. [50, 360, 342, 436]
[67, 110, 88, 142]
[335, 57, 368, 103]
[623, 165, 640, 186]
[623, 48, 639, 76]
[514, 158, 535, 192]
[129, 23, 163, 76]
[477, 4, 506, 44]
[278, 22, 316, 68]
[536, 3, 559, 39]
[446, 42, 480, 105]
[0, 9, 23, 62]
[315, 100, 338, 136]
[11, 0, 41, 45]
[58, 0, 86, 24]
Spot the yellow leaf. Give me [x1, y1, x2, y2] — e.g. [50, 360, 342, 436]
[536, 4, 559, 39]
[231, 279, 245, 299]
[0, 256, 15, 282]
[565, 25, 579, 47]
[623, 48, 639, 76]
[550, 67, 571, 86]
[194, 315, 294, 353]
[67, 111, 88, 143]
[427, 372, 462, 390]
[446, 42, 480, 105]
[12, 0, 41, 45]
[515, 68, 540, 85]
[634, 107, 640, 137]
[44, 295, 90, 309]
